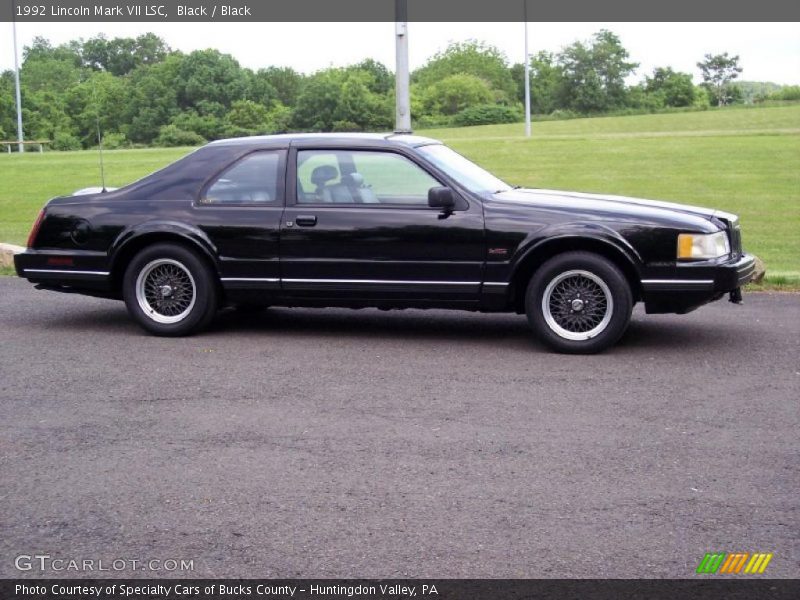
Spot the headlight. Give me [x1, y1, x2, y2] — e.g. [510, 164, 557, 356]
[677, 231, 730, 260]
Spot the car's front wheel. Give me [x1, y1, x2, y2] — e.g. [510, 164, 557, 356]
[526, 251, 633, 353]
[123, 243, 218, 336]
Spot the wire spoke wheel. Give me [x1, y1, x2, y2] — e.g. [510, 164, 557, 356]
[135, 258, 197, 324]
[542, 269, 613, 341]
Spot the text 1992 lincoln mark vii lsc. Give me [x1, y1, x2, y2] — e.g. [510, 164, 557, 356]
[15, 133, 755, 353]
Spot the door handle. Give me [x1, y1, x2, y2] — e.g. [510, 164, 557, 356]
[296, 215, 317, 227]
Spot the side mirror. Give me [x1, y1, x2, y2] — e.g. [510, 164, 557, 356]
[428, 186, 456, 212]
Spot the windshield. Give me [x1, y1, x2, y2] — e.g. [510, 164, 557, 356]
[418, 144, 512, 194]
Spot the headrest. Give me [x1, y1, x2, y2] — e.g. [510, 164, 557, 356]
[345, 172, 365, 186]
[311, 165, 338, 186]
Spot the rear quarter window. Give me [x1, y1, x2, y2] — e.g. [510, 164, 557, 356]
[202, 151, 282, 204]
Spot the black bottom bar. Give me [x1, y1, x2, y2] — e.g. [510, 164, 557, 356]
[2, 579, 799, 600]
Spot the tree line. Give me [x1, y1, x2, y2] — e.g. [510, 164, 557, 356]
[0, 30, 793, 150]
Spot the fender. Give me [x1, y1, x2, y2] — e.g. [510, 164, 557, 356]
[110, 220, 220, 275]
[509, 222, 644, 283]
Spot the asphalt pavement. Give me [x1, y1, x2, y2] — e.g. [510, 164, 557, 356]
[0, 277, 797, 578]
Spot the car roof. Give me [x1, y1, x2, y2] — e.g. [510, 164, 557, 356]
[207, 132, 442, 149]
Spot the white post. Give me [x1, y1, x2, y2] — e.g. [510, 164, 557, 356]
[12, 4, 25, 153]
[394, 0, 411, 133]
[523, 2, 531, 137]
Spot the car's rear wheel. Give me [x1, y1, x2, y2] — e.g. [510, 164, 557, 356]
[526, 251, 632, 353]
[123, 243, 218, 336]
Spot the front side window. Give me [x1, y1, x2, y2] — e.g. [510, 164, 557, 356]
[202, 151, 282, 204]
[297, 150, 441, 205]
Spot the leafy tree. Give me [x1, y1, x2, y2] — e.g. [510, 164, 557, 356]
[155, 124, 205, 147]
[413, 40, 517, 103]
[511, 51, 564, 114]
[66, 71, 129, 146]
[692, 86, 711, 109]
[291, 70, 344, 130]
[16, 42, 79, 141]
[101, 132, 128, 149]
[265, 103, 293, 133]
[734, 81, 782, 103]
[227, 99, 269, 131]
[292, 69, 391, 131]
[83, 33, 171, 76]
[256, 66, 304, 107]
[625, 84, 666, 111]
[22, 90, 73, 140]
[697, 52, 743, 106]
[245, 70, 278, 107]
[766, 85, 800, 102]
[21, 54, 83, 94]
[348, 59, 394, 95]
[80, 37, 110, 72]
[129, 33, 171, 68]
[335, 71, 391, 129]
[557, 30, 638, 113]
[454, 104, 521, 126]
[644, 67, 695, 107]
[175, 49, 248, 111]
[170, 110, 226, 141]
[0, 71, 18, 138]
[421, 73, 495, 116]
[11, 31, 762, 148]
[51, 131, 82, 151]
[194, 100, 227, 119]
[22, 37, 82, 68]
[123, 56, 182, 143]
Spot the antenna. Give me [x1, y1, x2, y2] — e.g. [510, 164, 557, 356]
[91, 80, 107, 192]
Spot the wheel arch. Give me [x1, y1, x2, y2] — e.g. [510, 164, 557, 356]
[509, 235, 642, 313]
[110, 225, 220, 294]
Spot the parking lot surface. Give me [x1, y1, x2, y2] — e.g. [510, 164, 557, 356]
[0, 278, 797, 578]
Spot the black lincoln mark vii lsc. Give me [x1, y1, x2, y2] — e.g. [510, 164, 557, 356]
[15, 133, 755, 353]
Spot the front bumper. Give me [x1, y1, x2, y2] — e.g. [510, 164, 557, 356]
[641, 253, 755, 314]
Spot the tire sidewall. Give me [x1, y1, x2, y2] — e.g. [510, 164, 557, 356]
[123, 243, 217, 336]
[526, 252, 633, 353]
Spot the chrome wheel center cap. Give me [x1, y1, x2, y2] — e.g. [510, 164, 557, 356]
[160, 285, 174, 298]
[571, 298, 585, 312]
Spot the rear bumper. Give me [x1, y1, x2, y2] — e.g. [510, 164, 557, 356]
[14, 249, 114, 296]
[641, 253, 755, 314]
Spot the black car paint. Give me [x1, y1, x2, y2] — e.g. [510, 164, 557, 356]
[15, 133, 755, 315]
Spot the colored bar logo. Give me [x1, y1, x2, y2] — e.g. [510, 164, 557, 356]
[696, 552, 773, 574]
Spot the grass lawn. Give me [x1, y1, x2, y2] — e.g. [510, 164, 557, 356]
[1, 105, 798, 284]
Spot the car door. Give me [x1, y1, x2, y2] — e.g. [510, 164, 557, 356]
[279, 146, 486, 302]
[193, 149, 287, 291]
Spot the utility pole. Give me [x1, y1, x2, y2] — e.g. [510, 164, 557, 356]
[523, 1, 531, 137]
[12, 2, 25, 152]
[394, 0, 411, 133]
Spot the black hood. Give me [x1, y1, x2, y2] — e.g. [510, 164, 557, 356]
[491, 188, 732, 231]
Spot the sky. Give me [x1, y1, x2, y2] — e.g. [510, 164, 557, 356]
[2, 22, 799, 85]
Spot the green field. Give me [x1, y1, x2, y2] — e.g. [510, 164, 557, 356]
[1, 104, 798, 281]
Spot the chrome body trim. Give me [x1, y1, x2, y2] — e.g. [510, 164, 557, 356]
[282, 278, 481, 285]
[221, 277, 280, 282]
[24, 269, 110, 276]
[641, 279, 714, 285]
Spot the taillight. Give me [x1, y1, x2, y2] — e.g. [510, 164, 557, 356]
[27, 210, 45, 248]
